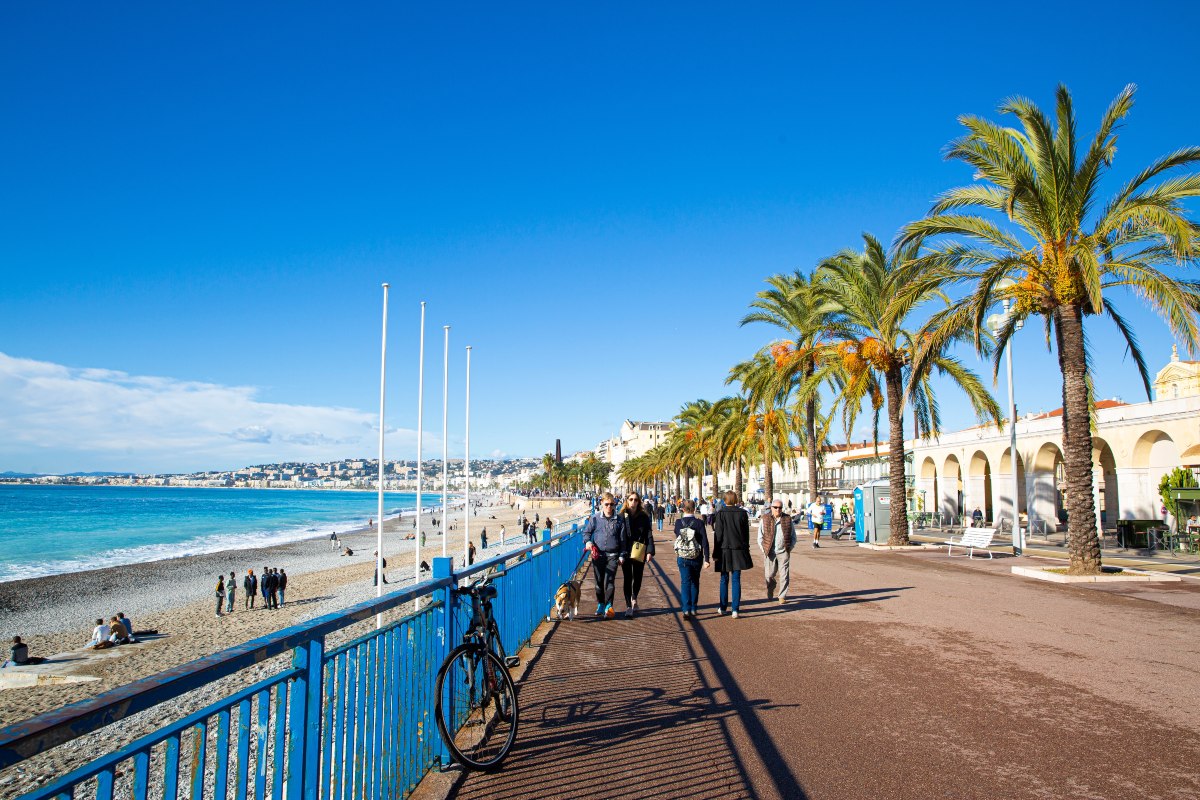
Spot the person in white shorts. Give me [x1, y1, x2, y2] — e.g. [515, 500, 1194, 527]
[807, 496, 826, 548]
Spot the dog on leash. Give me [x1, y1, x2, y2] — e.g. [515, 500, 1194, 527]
[553, 580, 581, 621]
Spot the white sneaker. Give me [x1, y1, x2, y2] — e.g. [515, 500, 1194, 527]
[717, 609, 727, 616]
[731, 611, 739, 619]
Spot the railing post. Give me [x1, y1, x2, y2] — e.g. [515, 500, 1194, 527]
[432, 556, 455, 769]
[540, 528, 553, 618]
[288, 636, 323, 800]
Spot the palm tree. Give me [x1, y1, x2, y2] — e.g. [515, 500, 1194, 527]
[727, 353, 795, 503]
[903, 84, 1200, 572]
[818, 233, 1002, 545]
[742, 271, 844, 504]
[716, 395, 755, 499]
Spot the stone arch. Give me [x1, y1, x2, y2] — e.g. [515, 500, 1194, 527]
[997, 447, 1027, 526]
[917, 457, 938, 514]
[1130, 430, 1179, 519]
[1092, 437, 1118, 529]
[942, 454, 963, 522]
[968, 450, 993, 523]
[1030, 442, 1066, 531]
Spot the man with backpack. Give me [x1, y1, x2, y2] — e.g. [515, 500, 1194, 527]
[673, 499, 710, 619]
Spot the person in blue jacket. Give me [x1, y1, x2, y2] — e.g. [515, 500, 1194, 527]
[581, 491, 628, 619]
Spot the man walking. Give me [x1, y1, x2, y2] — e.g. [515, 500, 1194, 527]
[581, 491, 627, 619]
[244, 569, 258, 609]
[807, 495, 826, 548]
[759, 499, 795, 602]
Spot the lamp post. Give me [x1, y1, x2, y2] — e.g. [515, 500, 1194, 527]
[988, 279, 1024, 554]
[375, 284, 389, 629]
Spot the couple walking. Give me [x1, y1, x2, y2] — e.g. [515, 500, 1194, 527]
[676, 493, 796, 617]
[581, 491, 655, 619]
[673, 491, 759, 618]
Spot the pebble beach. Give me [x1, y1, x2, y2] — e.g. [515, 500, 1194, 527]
[0, 496, 584, 795]
[0, 496, 583, 724]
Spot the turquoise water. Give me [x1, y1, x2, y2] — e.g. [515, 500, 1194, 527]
[0, 485, 446, 582]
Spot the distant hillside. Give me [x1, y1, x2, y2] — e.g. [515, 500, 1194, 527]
[0, 471, 136, 478]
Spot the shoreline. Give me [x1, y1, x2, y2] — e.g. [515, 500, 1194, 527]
[0, 481, 476, 493]
[0, 487, 472, 585]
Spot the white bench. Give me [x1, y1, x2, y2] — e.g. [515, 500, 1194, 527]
[946, 528, 996, 559]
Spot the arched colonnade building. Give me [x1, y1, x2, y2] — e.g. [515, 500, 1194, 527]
[910, 349, 1200, 530]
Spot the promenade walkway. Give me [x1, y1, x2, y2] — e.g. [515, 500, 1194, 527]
[421, 529, 1200, 799]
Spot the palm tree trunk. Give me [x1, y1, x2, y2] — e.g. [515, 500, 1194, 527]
[1056, 305, 1102, 574]
[735, 458, 744, 500]
[885, 365, 910, 545]
[763, 437, 774, 503]
[684, 467, 693, 501]
[806, 391, 819, 504]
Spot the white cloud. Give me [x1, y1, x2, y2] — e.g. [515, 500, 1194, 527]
[0, 352, 423, 473]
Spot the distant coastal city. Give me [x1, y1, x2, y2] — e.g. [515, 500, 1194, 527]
[0, 457, 544, 491]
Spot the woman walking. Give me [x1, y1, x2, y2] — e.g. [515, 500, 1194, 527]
[673, 499, 710, 618]
[622, 492, 655, 618]
[712, 490, 752, 618]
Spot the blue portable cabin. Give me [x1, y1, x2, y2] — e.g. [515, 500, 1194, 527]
[854, 479, 891, 543]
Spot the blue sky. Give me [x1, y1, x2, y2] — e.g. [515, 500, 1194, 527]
[2, 3, 1199, 473]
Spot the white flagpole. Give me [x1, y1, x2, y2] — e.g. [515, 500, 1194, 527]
[415, 302, 426, 588]
[376, 284, 389, 629]
[464, 346, 472, 564]
[441, 325, 450, 559]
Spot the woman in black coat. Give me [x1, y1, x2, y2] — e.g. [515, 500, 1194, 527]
[712, 490, 753, 617]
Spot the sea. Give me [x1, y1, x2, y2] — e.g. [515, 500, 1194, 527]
[0, 485, 449, 583]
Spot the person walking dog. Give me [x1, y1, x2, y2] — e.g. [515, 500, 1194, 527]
[581, 492, 628, 619]
[759, 499, 795, 603]
[712, 491, 753, 618]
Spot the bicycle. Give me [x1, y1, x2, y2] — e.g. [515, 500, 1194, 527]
[434, 571, 521, 770]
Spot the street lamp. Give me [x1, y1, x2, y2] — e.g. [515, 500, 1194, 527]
[988, 278, 1025, 554]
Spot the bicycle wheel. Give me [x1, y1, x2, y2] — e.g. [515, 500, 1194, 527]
[434, 644, 519, 770]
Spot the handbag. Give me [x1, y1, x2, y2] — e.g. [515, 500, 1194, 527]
[630, 541, 647, 562]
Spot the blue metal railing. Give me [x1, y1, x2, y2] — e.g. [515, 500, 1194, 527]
[0, 517, 588, 800]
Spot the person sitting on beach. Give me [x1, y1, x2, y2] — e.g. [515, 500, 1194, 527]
[419, 560, 431, 572]
[3, 636, 46, 667]
[343, 547, 354, 556]
[116, 613, 135, 640]
[108, 616, 132, 644]
[87, 618, 111, 648]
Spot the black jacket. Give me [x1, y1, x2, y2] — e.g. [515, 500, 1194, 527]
[625, 510, 656, 555]
[712, 506, 753, 573]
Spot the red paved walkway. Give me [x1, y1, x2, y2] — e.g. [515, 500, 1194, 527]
[426, 530, 1200, 799]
